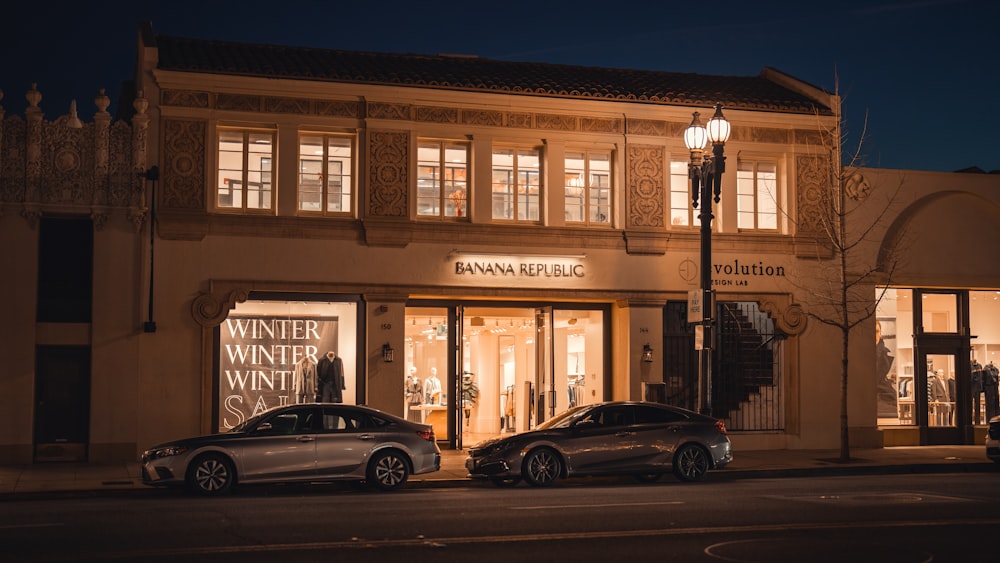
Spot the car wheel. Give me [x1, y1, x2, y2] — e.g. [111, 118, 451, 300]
[187, 453, 235, 496]
[634, 473, 662, 483]
[490, 476, 522, 488]
[367, 449, 410, 491]
[523, 448, 561, 487]
[672, 444, 710, 482]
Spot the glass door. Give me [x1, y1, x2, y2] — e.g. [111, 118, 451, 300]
[535, 307, 554, 424]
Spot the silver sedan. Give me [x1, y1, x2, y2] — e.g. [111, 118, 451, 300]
[141, 403, 441, 495]
[465, 401, 732, 487]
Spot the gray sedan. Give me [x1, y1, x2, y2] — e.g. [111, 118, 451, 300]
[141, 403, 441, 495]
[465, 401, 732, 487]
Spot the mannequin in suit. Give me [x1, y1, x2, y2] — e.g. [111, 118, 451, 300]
[317, 351, 345, 403]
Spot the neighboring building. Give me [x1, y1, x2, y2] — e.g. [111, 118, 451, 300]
[1, 23, 997, 464]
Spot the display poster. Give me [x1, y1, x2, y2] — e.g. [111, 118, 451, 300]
[218, 315, 339, 430]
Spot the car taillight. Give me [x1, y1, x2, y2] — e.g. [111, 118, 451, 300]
[417, 429, 435, 442]
[715, 420, 727, 434]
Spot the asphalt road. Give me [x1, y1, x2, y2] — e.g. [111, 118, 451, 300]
[3, 472, 999, 562]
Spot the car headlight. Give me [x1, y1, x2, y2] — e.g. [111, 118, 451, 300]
[145, 445, 187, 460]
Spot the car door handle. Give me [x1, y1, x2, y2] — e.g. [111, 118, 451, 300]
[615, 431, 634, 437]
[296, 436, 315, 442]
[357, 434, 375, 440]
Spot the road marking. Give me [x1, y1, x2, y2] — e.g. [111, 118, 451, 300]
[510, 501, 684, 510]
[18, 518, 1000, 562]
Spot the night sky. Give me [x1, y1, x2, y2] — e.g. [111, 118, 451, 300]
[2, 0, 997, 173]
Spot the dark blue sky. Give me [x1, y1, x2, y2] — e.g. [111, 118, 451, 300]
[2, 0, 996, 172]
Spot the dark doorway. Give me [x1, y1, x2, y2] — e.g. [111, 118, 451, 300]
[34, 346, 91, 462]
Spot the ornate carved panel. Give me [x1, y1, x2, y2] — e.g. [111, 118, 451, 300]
[264, 96, 311, 114]
[191, 288, 250, 327]
[367, 130, 408, 217]
[508, 113, 532, 128]
[580, 117, 622, 134]
[1, 117, 27, 203]
[462, 109, 503, 127]
[367, 102, 411, 120]
[414, 106, 458, 123]
[316, 100, 362, 118]
[627, 144, 665, 228]
[216, 93, 261, 112]
[162, 119, 206, 210]
[161, 89, 211, 108]
[535, 113, 577, 131]
[796, 154, 831, 235]
[40, 122, 93, 206]
[626, 119, 667, 137]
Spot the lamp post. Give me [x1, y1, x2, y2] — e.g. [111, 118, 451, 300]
[684, 103, 731, 416]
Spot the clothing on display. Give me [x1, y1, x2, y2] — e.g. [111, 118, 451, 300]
[292, 356, 317, 404]
[317, 351, 345, 403]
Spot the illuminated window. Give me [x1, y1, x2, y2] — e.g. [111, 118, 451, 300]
[217, 129, 275, 212]
[565, 151, 612, 226]
[669, 160, 699, 227]
[737, 160, 778, 230]
[417, 141, 468, 219]
[298, 134, 354, 215]
[492, 147, 541, 222]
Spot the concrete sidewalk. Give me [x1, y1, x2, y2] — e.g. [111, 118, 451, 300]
[0, 445, 994, 498]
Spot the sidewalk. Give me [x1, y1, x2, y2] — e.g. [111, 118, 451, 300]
[0, 446, 994, 498]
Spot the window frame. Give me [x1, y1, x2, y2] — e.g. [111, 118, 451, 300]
[215, 127, 276, 214]
[736, 159, 779, 231]
[416, 139, 469, 220]
[564, 149, 613, 227]
[669, 159, 698, 228]
[297, 132, 356, 216]
[491, 145, 543, 223]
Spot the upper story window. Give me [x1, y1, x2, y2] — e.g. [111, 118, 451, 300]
[417, 141, 468, 219]
[492, 147, 541, 222]
[737, 160, 778, 230]
[217, 128, 275, 212]
[565, 150, 612, 226]
[298, 134, 354, 215]
[669, 160, 698, 227]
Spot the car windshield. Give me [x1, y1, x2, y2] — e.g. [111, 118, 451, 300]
[535, 405, 591, 430]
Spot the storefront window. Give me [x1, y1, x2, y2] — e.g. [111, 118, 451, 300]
[217, 300, 359, 430]
[404, 305, 606, 444]
[875, 288, 913, 425]
[971, 290, 1000, 424]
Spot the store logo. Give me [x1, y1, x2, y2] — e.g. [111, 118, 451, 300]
[454, 260, 584, 278]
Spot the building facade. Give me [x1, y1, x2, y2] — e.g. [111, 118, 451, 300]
[2, 23, 998, 464]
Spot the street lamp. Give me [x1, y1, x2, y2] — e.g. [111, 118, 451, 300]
[684, 103, 731, 416]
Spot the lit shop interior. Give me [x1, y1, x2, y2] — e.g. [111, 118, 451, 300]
[404, 305, 608, 446]
[875, 289, 1000, 434]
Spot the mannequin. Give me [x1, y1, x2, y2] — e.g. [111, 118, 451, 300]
[317, 351, 345, 403]
[405, 366, 423, 422]
[292, 356, 317, 404]
[424, 367, 442, 405]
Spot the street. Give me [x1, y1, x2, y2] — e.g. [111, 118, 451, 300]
[3, 472, 999, 562]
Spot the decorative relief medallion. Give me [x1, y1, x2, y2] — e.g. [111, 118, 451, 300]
[161, 89, 210, 108]
[162, 119, 206, 210]
[628, 145, 665, 228]
[367, 130, 408, 217]
[414, 106, 458, 123]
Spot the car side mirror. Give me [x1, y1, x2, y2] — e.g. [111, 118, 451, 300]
[255, 422, 274, 434]
[574, 419, 597, 431]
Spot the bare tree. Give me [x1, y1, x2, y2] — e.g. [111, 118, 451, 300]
[790, 87, 908, 461]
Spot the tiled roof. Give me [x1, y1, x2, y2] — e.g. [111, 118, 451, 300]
[154, 34, 832, 115]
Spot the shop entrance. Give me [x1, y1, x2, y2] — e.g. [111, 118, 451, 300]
[405, 302, 608, 449]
